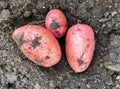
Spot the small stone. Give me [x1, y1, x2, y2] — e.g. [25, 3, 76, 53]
[99, 18, 108, 22]
[32, 9, 36, 13]
[0, 1, 8, 9]
[103, 30, 108, 34]
[112, 87, 120, 89]
[100, 63, 103, 67]
[34, 82, 40, 89]
[107, 22, 112, 28]
[22, 78, 27, 83]
[86, 84, 91, 88]
[115, 23, 120, 29]
[77, 19, 82, 23]
[116, 75, 120, 80]
[0, 9, 10, 21]
[104, 35, 120, 71]
[102, 24, 107, 28]
[104, 12, 110, 18]
[111, 11, 117, 17]
[1, 74, 6, 83]
[23, 10, 32, 18]
[105, 77, 113, 85]
[104, 61, 120, 71]
[116, 84, 120, 88]
[6, 73, 17, 83]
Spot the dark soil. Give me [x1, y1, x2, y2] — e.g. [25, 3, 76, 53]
[0, 0, 120, 89]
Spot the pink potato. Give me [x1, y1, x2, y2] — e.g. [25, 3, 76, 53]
[65, 24, 95, 73]
[45, 9, 67, 38]
[12, 25, 61, 67]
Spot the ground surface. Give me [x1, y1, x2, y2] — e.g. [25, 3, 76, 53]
[0, 0, 120, 89]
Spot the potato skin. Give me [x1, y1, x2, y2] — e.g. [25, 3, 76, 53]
[65, 24, 95, 73]
[12, 25, 61, 67]
[45, 9, 67, 38]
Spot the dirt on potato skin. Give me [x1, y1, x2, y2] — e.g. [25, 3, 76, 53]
[0, 0, 120, 89]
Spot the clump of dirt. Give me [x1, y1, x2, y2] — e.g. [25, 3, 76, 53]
[0, 0, 120, 89]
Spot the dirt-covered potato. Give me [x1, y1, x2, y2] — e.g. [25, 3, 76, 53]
[12, 25, 62, 67]
[65, 24, 95, 73]
[45, 9, 67, 38]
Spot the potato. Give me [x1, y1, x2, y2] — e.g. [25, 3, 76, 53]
[12, 25, 61, 67]
[45, 9, 67, 38]
[65, 24, 95, 73]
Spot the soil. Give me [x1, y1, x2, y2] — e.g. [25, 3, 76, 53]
[0, 0, 120, 89]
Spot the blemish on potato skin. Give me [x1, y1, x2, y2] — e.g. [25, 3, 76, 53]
[34, 59, 44, 66]
[32, 36, 41, 48]
[77, 44, 90, 66]
[77, 28, 82, 31]
[15, 34, 24, 47]
[87, 38, 89, 41]
[50, 19, 60, 30]
[54, 30, 61, 37]
[77, 50, 85, 66]
[45, 55, 50, 59]
[86, 44, 89, 48]
[77, 59, 84, 66]
[25, 50, 32, 55]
